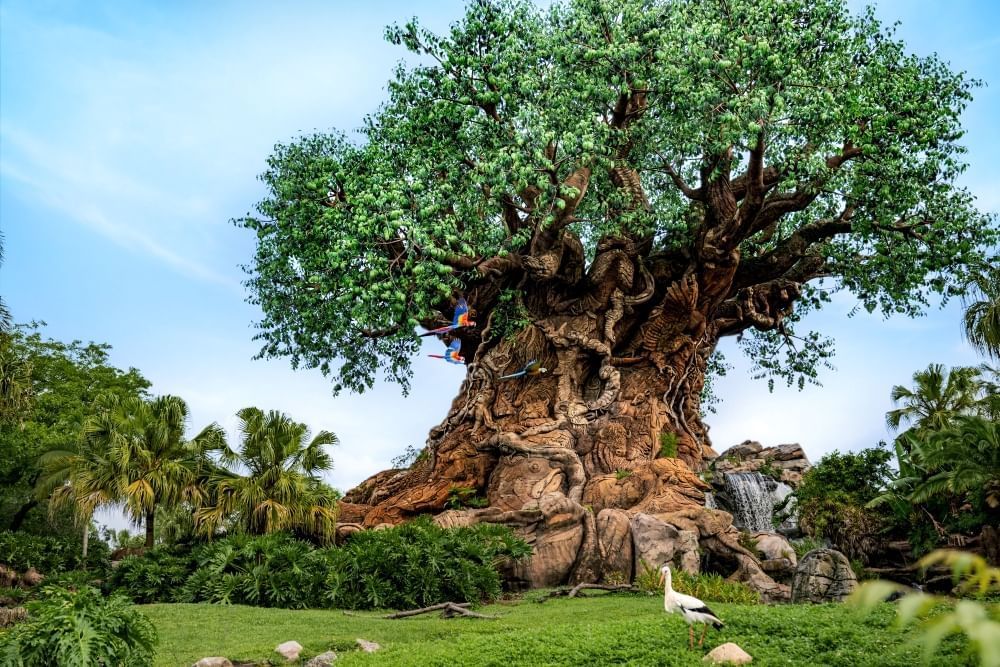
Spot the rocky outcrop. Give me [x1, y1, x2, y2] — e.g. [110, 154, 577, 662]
[713, 441, 811, 487]
[305, 652, 338, 667]
[596, 509, 633, 583]
[791, 548, 858, 603]
[631, 513, 681, 569]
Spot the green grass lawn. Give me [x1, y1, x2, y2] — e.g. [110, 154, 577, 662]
[143, 592, 982, 666]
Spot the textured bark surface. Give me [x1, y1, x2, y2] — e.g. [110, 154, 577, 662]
[341, 236, 790, 595]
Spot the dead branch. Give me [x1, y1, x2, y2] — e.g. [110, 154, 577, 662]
[382, 601, 497, 620]
[536, 583, 638, 602]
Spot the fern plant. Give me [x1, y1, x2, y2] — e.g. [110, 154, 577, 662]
[0, 586, 157, 667]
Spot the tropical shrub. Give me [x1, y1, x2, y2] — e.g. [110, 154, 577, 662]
[0, 531, 109, 575]
[324, 517, 530, 610]
[107, 547, 194, 604]
[781, 448, 892, 562]
[179, 533, 327, 608]
[633, 561, 760, 604]
[0, 586, 157, 667]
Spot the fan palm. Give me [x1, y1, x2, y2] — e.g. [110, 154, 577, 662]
[195, 407, 339, 542]
[885, 364, 983, 434]
[909, 415, 1000, 509]
[962, 261, 1000, 360]
[42, 394, 225, 548]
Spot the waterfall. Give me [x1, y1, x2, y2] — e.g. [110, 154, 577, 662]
[723, 471, 788, 533]
[704, 491, 717, 510]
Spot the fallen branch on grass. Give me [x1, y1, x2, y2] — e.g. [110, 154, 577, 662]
[383, 602, 498, 619]
[536, 583, 638, 602]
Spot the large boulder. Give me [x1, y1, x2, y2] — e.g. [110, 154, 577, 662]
[595, 509, 633, 583]
[630, 513, 680, 569]
[714, 441, 811, 487]
[791, 548, 858, 603]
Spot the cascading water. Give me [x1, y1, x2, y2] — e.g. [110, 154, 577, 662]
[723, 471, 794, 533]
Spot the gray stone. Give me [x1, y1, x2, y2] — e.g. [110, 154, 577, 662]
[596, 508, 633, 582]
[703, 642, 753, 664]
[630, 513, 680, 569]
[275, 641, 303, 662]
[356, 639, 381, 653]
[676, 529, 700, 575]
[752, 532, 797, 568]
[791, 548, 858, 603]
[305, 651, 338, 666]
[192, 659, 232, 667]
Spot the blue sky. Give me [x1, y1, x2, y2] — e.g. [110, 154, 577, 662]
[2, 1, 998, 524]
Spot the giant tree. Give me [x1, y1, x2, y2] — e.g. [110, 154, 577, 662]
[239, 0, 996, 583]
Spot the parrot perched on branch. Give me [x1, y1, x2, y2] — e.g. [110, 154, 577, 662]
[419, 297, 475, 337]
[499, 359, 547, 380]
[428, 338, 465, 365]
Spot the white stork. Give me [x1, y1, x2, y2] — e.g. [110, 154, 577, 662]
[659, 564, 724, 650]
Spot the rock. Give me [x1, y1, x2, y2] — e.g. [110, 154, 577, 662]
[0, 607, 27, 628]
[595, 509, 633, 582]
[703, 642, 753, 664]
[752, 532, 796, 568]
[0, 565, 17, 588]
[631, 513, 680, 569]
[192, 659, 232, 667]
[356, 639, 381, 653]
[718, 441, 763, 459]
[676, 529, 701, 575]
[791, 548, 858, 603]
[274, 641, 303, 662]
[729, 554, 790, 603]
[712, 442, 811, 489]
[305, 651, 338, 666]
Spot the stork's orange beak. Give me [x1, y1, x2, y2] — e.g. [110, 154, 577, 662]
[659, 572, 665, 586]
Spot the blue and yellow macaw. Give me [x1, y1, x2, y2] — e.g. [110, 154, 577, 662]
[420, 297, 476, 337]
[499, 359, 547, 380]
[428, 338, 465, 365]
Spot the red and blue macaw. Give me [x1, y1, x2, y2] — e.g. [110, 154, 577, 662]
[420, 297, 476, 337]
[428, 338, 465, 365]
[499, 359, 548, 380]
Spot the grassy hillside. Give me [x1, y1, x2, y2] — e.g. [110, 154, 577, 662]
[143, 592, 982, 666]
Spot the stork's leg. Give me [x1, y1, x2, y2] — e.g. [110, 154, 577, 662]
[698, 624, 707, 647]
[688, 625, 694, 650]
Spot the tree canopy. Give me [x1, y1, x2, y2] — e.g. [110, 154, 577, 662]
[240, 0, 996, 395]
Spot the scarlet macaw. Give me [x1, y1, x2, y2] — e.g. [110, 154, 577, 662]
[499, 359, 547, 380]
[428, 338, 465, 365]
[419, 297, 475, 337]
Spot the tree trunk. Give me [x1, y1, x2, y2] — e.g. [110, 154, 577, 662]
[8, 499, 37, 532]
[145, 509, 155, 549]
[82, 519, 90, 563]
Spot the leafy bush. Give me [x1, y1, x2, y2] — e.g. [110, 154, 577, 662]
[324, 517, 530, 610]
[781, 449, 893, 562]
[108, 547, 193, 604]
[0, 531, 109, 575]
[180, 533, 327, 608]
[658, 432, 678, 459]
[791, 536, 826, 561]
[633, 561, 760, 604]
[0, 586, 156, 666]
[445, 486, 489, 509]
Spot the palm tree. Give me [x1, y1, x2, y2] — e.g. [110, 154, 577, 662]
[195, 407, 339, 542]
[43, 394, 225, 548]
[886, 364, 983, 435]
[0, 231, 11, 335]
[909, 415, 1000, 509]
[963, 261, 1000, 359]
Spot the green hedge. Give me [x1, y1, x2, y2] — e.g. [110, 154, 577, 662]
[107, 519, 530, 610]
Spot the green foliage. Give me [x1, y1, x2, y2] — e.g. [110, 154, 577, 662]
[614, 468, 632, 481]
[390, 445, 428, 469]
[756, 460, 782, 480]
[490, 289, 533, 341]
[783, 448, 892, 562]
[0, 586, 157, 667]
[962, 261, 1000, 360]
[108, 548, 194, 605]
[196, 407, 339, 542]
[851, 550, 1000, 667]
[633, 561, 760, 605]
[0, 324, 150, 536]
[658, 432, 678, 459]
[791, 536, 826, 561]
[324, 517, 530, 610]
[0, 531, 109, 575]
[445, 485, 489, 509]
[239, 0, 996, 396]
